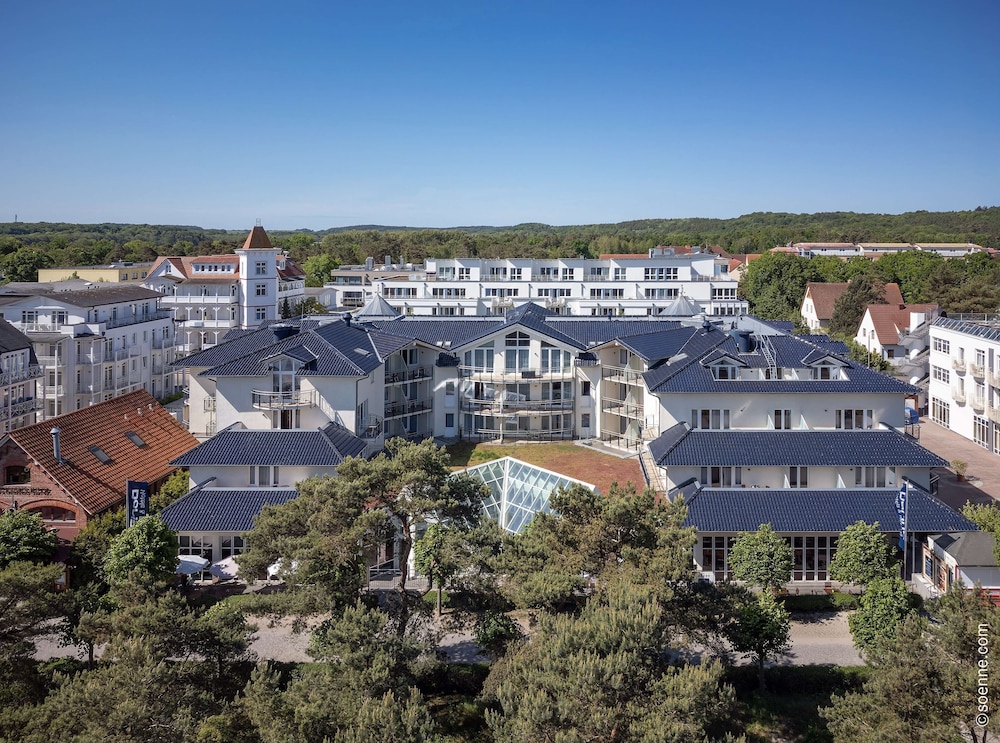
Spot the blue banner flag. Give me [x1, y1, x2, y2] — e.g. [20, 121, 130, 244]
[127, 480, 150, 527]
[895, 483, 907, 550]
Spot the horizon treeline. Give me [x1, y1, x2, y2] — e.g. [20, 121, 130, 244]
[1, 207, 998, 277]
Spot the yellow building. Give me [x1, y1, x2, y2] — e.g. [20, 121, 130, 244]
[37, 262, 153, 284]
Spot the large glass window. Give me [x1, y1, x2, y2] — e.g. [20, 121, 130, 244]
[931, 397, 950, 426]
[504, 332, 530, 371]
[836, 409, 873, 429]
[540, 344, 570, 372]
[691, 409, 730, 430]
[463, 343, 494, 372]
[854, 467, 887, 487]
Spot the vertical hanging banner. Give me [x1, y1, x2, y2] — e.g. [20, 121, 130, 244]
[127, 480, 150, 527]
[895, 482, 908, 551]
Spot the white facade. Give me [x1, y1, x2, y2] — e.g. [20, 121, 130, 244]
[352, 250, 745, 318]
[143, 226, 306, 354]
[0, 286, 176, 419]
[928, 316, 1000, 456]
[0, 321, 42, 433]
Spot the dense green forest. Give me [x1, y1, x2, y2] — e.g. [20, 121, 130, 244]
[1, 207, 998, 285]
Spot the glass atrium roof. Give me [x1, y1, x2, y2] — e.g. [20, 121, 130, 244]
[463, 456, 598, 534]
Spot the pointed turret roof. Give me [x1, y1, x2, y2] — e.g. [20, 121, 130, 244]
[355, 294, 401, 319]
[241, 225, 274, 250]
[658, 294, 703, 317]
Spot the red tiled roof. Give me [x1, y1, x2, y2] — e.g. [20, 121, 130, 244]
[866, 303, 939, 345]
[242, 225, 274, 250]
[8, 391, 198, 515]
[804, 282, 903, 320]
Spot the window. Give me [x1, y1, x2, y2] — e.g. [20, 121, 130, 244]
[255, 283, 268, 296]
[792, 536, 834, 581]
[836, 409, 873, 429]
[773, 409, 792, 429]
[21, 310, 38, 324]
[581, 381, 591, 396]
[445, 413, 455, 428]
[510, 267, 523, 281]
[644, 288, 679, 299]
[445, 381, 455, 396]
[560, 268, 574, 281]
[220, 536, 247, 558]
[644, 267, 679, 280]
[589, 288, 623, 299]
[712, 364, 738, 380]
[788, 467, 809, 488]
[700, 466, 740, 487]
[463, 343, 494, 371]
[250, 465, 279, 486]
[588, 267, 609, 279]
[613, 267, 626, 281]
[538, 266, 557, 279]
[255, 307, 268, 321]
[52, 311, 68, 325]
[505, 332, 530, 371]
[977, 349, 987, 367]
[974, 415, 989, 448]
[5, 466, 30, 485]
[255, 261, 267, 275]
[581, 413, 591, 428]
[932, 366, 950, 383]
[702, 535, 737, 581]
[488, 266, 507, 279]
[457, 267, 471, 280]
[541, 345, 570, 372]
[854, 467, 886, 487]
[692, 409, 730, 430]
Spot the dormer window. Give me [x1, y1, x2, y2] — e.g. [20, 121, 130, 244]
[712, 363, 738, 380]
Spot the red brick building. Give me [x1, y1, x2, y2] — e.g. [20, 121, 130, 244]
[0, 390, 198, 544]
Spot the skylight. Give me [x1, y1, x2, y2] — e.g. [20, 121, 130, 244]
[88, 446, 112, 465]
[125, 431, 146, 448]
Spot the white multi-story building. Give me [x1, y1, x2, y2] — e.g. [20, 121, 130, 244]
[172, 303, 970, 587]
[143, 226, 306, 354]
[928, 316, 1000, 456]
[0, 319, 42, 433]
[785, 242, 991, 260]
[325, 248, 745, 318]
[0, 285, 176, 419]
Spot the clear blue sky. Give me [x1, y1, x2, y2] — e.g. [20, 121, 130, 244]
[2, 1, 998, 230]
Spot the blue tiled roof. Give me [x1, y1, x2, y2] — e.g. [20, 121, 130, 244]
[684, 486, 978, 533]
[547, 319, 683, 347]
[176, 320, 306, 369]
[160, 488, 299, 533]
[615, 327, 702, 363]
[367, 318, 505, 349]
[650, 429, 948, 467]
[648, 422, 688, 464]
[171, 424, 368, 466]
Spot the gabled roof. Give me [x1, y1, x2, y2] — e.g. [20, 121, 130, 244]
[159, 487, 299, 533]
[684, 486, 977, 534]
[0, 284, 162, 307]
[649, 429, 948, 467]
[200, 318, 411, 378]
[6, 390, 198, 515]
[864, 303, 939, 345]
[803, 282, 904, 321]
[0, 318, 34, 355]
[171, 422, 369, 467]
[615, 327, 703, 363]
[175, 319, 306, 369]
[932, 532, 997, 566]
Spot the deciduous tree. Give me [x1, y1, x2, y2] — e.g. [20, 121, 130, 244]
[828, 520, 897, 586]
[725, 590, 791, 691]
[848, 576, 913, 654]
[0, 510, 57, 568]
[102, 515, 178, 584]
[728, 524, 792, 591]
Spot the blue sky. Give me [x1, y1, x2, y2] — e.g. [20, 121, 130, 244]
[2, 1, 998, 230]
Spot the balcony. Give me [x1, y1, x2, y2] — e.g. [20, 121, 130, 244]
[952, 386, 967, 404]
[161, 295, 236, 305]
[969, 363, 985, 379]
[6, 398, 40, 417]
[251, 389, 317, 410]
[602, 365, 645, 385]
[989, 370, 1000, 388]
[76, 383, 99, 395]
[385, 366, 430, 384]
[204, 396, 216, 412]
[602, 399, 644, 419]
[0, 365, 42, 386]
[358, 416, 383, 439]
[952, 358, 967, 372]
[459, 365, 574, 380]
[461, 396, 574, 414]
[970, 393, 986, 411]
[988, 405, 1000, 424]
[383, 399, 432, 419]
[104, 309, 172, 329]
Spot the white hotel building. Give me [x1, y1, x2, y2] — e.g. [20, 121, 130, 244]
[928, 316, 1000, 456]
[327, 247, 746, 318]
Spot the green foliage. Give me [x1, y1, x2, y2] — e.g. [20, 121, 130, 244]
[848, 576, 913, 654]
[740, 252, 820, 320]
[102, 515, 178, 585]
[0, 247, 53, 283]
[725, 590, 791, 691]
[842, 338, 892, 371]
[152, 469, 190, 512]
[728, 524, 793, 590]
[484, 581, 739, 742]
[780, 592, 860, 612]
[823, 615, 964, 742]
[68, 508, 125, 587]
[473, 610, 523, 660]
[0, 510, 57, 568]
[292, 297, 329, 315]
[302, 253, 339, 287]
[827, 521, 897, 586]
[0, 562, 69, 663]
[332, 688, 437, 743]
[829, 274, 886, 338]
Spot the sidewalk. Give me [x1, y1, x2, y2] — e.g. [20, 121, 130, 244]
[910, 420, 999, 509]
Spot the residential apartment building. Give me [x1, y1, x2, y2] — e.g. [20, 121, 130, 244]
[785, 242, 991, 260]
[928, 316, 1000, 456]
[143, 226, 306, 354]
[323, 248, 745, 318]
[38, 261, 154, 284]
[171, 301, 967, 587]
[0, 285, 176, 419]
[0, 320, 42, 433]
[800, 282, 904, 331]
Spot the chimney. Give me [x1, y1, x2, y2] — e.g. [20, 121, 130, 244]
[343, 312, 352, 326]
[51, 427, 62, 463]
